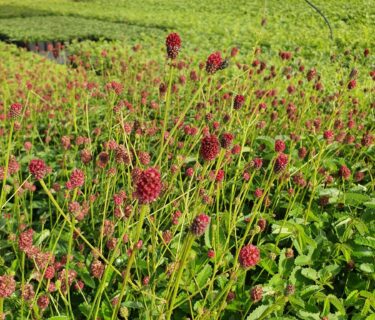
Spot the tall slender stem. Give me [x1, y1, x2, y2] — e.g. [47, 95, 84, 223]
[112, 204, 148, 319]
[166, 233, 195, 320]
[0, 121, 14, 209]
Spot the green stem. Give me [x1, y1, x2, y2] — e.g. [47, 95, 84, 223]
[0, 121, 14, 209]
[166, 233, 195, 320]
[160, 64, 174, 152]
[38, 179, 122, 277]
[0, 297, 3, 319]
[111, 204, 149, 320]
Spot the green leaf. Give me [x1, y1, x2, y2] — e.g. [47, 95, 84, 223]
[77, 268, 96, 289]
[364, 200, 375, 209]
[216, 274, 228, 289]
[256, 136, 275, 150]
[122, 301, 143, 309]
[79, 303, 91, 318]
[295, 255, 311, 266]
[352, 218, 369, 235]
[100, 300, 112, 320]
[297, 310, 321, 320]
[354, 236, 375, 249]
[278, 249, 294, 276]
[301, 268, 318, 281]
[195, 264, 212, 290]
[322, 297, 330, 316]
[362, 299, 371, 316]
[300, 285, 321, 297]
[289, 266, 301, 285]
[246, 304, 269, 320]
[359, 263, 374, 273]
[48, 317, 69, 320]
[260, 257, 277, 275]
[328, 294, 345, 315]
[288, 295, 305, 309]
[204, 225, 211, 248]
[343, 193, 371, 206]
[345, 290, 359, 306]
[35, 229, 50, 246]
[318, 188, 342, 198]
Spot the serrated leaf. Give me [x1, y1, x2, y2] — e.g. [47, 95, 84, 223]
[362, 299, 371, 316]
[345, 290, 359, 306]
[328, 294, 345, 315]
[289, 295, 305, 309]
[297, 310, 321, 320]
[295, 255, 311, 266]
[352, 218, 369, 235]
[260, 257, 277, 275]
[364, 200, 375, 209]
[246, 304, 269, 320]
[301, 268, 318, 281]
[216, 274, 228, 289]
[268, 317, 296, 320]
[354, 236, 375, 249]
[79, 303, 91, 317]
[256, 136, 275, 150]
[318, 188, 342, 198]
[289, 266, 301, 285]
[359, 291, 374, 299]
[195, 264, 212, 290]
[300, 285, 321, 297]
[77, 268, 96, 289]
[322, 297, 330, 316]
[359, 263, 374, 273]
[343, 193, 371, 205]
[122, 301, 143, 309]
[35, 229, 50, 246]
[100, 300, 112, 320]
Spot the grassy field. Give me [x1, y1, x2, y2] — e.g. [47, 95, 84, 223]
[0, 1, 374, 320]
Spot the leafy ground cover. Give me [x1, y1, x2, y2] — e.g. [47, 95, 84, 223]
[0, 0, 374, 55]
[0, 1, 374, 320]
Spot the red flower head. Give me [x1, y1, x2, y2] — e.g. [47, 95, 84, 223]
[166, 33, 181, 59]
[338, 165, 351, 180]
[134, 167, 162, 204]
[253, 157, 263, 169]
[190, 213, 210, 236]
[206, 51, 223, 74]
[18, 228, 34, 252]
[9, 103, 22, 119]
[29, 159, 47, 180]
[250, 285, 263, 302]
[220, 132, 234, 149]
[274, 139, 286, 153]
[274, 153, 288, 173]
[37, 295, 50, 310]
[68, 169, 85, 189]
[0, 274, 16, 298]
[200, 134, 220, 161]
[347, 79, 356, 90]
[239, 244, 260, 268]
[233, 94, 245, 110]
[323, 130, 334, 142]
